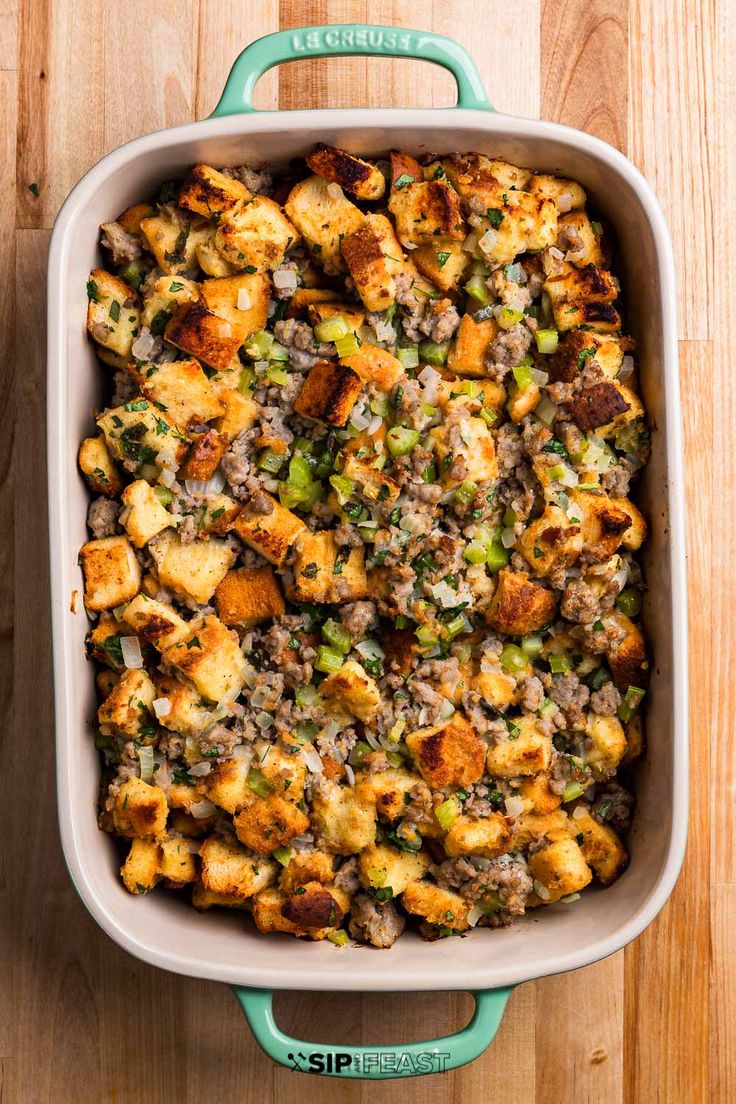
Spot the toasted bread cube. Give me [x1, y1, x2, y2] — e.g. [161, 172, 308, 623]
[80, 535, 141, 611]
[149, 529, 234, 605]
[473, 667, 518, 712]
[139, 212, 209, 276]
[122, 593, 190, 650]
[199, 834, 279, 900]
[585, 714, 627, 779]
[567, 381, 632, 435]
[389, 150, 424, 189]
[486, 715, 553, 778]
[113, 777, 168, 839]
[119, 481, 172, 548]
[293, 360, 363, 426]
[191, 883, 249, 909]
[214, 194, 299, 273]
[178, 163, 252, 218]
[279, 850, 335, 893]
[511, 809, 570, 851]
[132, 357, 224, 430]
[547, 331, 628, 384]
[285, 287, 340, 319]
[528, 838, 592, 903]
[570, 804, 627, 885]
[203, 269, 270, 334]
[570, 489, 632, 561]
[233, 493, 306, 568]
[285, 174, 365, 274]
[214, 388, 259, 440]
[389, 177, 465, 248]
[196, 751, 253, 814]
[339, 342, 404, 391]
[544, 263, 621, 333]
[86, 269, 141, 359]
[307, 300, 365, 334]
[486, 569, 557, 635]
[519, 773, 563, 814]
[252, 883, 346, 939]
[430, 416, 498, 487]
[440, 153, 531, 204]
[140, 274, 200, 331]
[153, 672, 215, 736]
[116, 203, 156, 238]
[435, 375, 506, 415]
[164, 303, 242, 373]
[306, 144, 385, 200]
[234, 793, 310, 853]
[355, 767, 420, 821]
[507, 380, 542, 424]
[312, 780, 376, 855]
[517, 504, 583, 577]
[252, 740, 308, 800]
[214, 565, 285, 627]
[177, 429, 229, 482]
[528, 173, 586, 211]
[612, 497, 647, 550]
[97, 669, 121, 699]
[159, 836, 196, 886]
[97, 400, 188, 470]
[86, 614, 128, 671]
[341, 213, 405, 311]
[358, 844, 430, 895]
[406, 713, 486, 789]
[341, 454, 401, 503]
[558, 210, 604, 267]
[196, 230, 237, 278]
[401, 881, 469, 931]
[444, 814, 512, 859]
[121, 839, 162, 894]
[320, 658, 381, 723]
[480, 193, 558, 267]
[413, 240, 471, 292]
[164, 614, 246, 704]
[287, 529, 368, 604]
[78, 436, 123, 497]
[98, 668, 156, 737]
[595, 383, 644, 440]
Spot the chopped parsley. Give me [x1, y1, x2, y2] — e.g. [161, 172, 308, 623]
[393, 173, 415, 189]
[435, 250, 451, 269]
[486, 207, 504, 228]
[577, 345, 597, 370]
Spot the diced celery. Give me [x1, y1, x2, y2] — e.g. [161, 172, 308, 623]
[335, 332, 361, 358]
[454, 480, 478, 506]
[295, 684, 320, 709]
[418, 339, 450, 366]
[422, 460, 438, 484]
[521, 634, 543, 658]
[549, 654, 570, 674]
[327, 930, 350, 946]
[512, 362, 535, 390]
[370, 396, 390, 417]
[497, 306, 523, 330]
[464, 540, 488, 564]
[535, 328, 559, 354]
[269, 341, 289, 362]
[547, 463, 566, 481]
[464, 274, 491, 304]
[562, 781, 585, 803]
[329, 474, 356, 503]
[442, 615, 466, 641]
[395, 615, 410, 629]
[421, 402, 436, 417]
[238, 367, 256, 394]
[500, 644, 529, 674]
[539, 697, 558, 719]
[386, 426, 420, 457]
[315, 645, 345, 675]
[265, 364, 288, 385]
[154, 485, 173, 506]
[619, 685, 645, 722]
[435, 796, 461, 830]
[480, 407, 497, 427]
[486, 542, 509, 572]
[246, 330, 274, 358]
[397, 345, 419, 369]
[118, 260, 145, 290]
[503, 507, 517, 527]
[289, 455, 313, 488]
[258, 448, 284, 474]
[278, 481, 319, 510]
[247, 768, 273, 798]
[272, 845, 292, 866]
[415, 625, 440, 648]
[313, 449, 335, 479]
[322, 618, 352, 654]
[616, 587, 642, 617]
[348, 740, 373, 767]
[314, 315, 349, 343]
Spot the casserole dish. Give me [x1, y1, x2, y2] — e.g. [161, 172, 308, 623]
[48, 25, 688, 1079]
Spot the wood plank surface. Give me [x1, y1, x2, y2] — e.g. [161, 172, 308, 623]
[0, 1, 730, 1101]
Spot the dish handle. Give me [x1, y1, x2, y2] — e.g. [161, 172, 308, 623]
[211, 25, 494, 117]
[232, 985, 513, 1079]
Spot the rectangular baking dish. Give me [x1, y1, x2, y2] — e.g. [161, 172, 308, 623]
[48, 25, 688, 1079]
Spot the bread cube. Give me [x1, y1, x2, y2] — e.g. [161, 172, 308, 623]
[191, 882, 250, 910]
[121, 838, 161, 894]
[440, 153, 531, 204]
[312, 780, 376, 855]
[585, 714, 627, 779]
[405, 713, 486, 789]
[558, 210, 604, 267]
[116, 203, 156, 238]
[86, 269, 141, 359]
[518, 772, 563, 814]
[435, 376, 506, 416]
[340, 453, 401, 505]
[140, 274, 200, 331]
[528, 838, 592, 903]
[570, 804, 628, 885]
[413, 240, 470, 293]
[320, 658, 381, 723]
[389, 178, 465, 247]
[480, 192, 558, 267]
[507, 379, 542, 424]
[486, 715, 553, 778]
[80, 535, 141, 611]
[98, 668, 156, 737]
[528, 173, 586, 211]
[233, 493, 306, 568]
[178, 163, 252, 218]
[567, 381, 633, 434]
[119, 481, 172, 548]
[569, 489, 632, 561]
[285, 287, 340, 320]
[401, 881, 469, 931]
[177, 428, 229, 482]
[279, 850, 335, 893]
[78, 436, 123, 497]
[307, 300, 365, 335]
[511, 809, 570, 851]
[252, 883, 346, 939]
[622, 715, 645, 767]
[544, 263, 621, 333]
[149, 529, 234, 605]
[595, 383, 645, 440]
[252, 740, 307, 800]
[196, 751, 253, 814]
[132, 357, 224, 431]
[164, 303, 244, 373]
[611, 497, 647, 551]
[516, 504, 583, 577]
[214, 194, 299, 273]
[86, 614, 127, 671]
[486, 569, 557, 635]
[473, 667, 518, 712]
[293, 360, 363, 426]
[443, 813, 512, 859]
[547, 330, 628, 384]
[153, 672, 215, 736]
[164, 614, 246, 704]
[605, 610, 647, 689]
[214, 388, 259, 441]
[214, 565, 285, 627]
[159, 836, 196, 886]
[234, 793, 309, 853]
[195, 229, 237, 278]
[97, 400, 188, 470]
[284, 174, 365, 274]
[139, 211, 209, 276]
[340, 343, 404, 392]
[430, 416, 498, 487]
[113, 777, 168, 839]
[306, 144, 385, 200]
[286, 529, 368, 604]
[341, 213, 405, 311]
[358, 843, 430, 895]
[355, 767, 421, 821]
[446, 315, 496, 380]
[199, 834, 279, 900]
[122, 594, 190, 650]
[203, 270, 271, 333]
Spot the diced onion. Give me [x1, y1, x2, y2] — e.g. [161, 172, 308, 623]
[557, 192, 574, 213]
[430, 580, 459, 609]
[159, 467, 175, 488]
[612, 565, 629, 591]
[321, 719, 342, 741]
[530, 368, 549, 386]
[364, 730, 381, 751]
[373, 319, 396, 343]
[505, 794, 525, 818]
[301, 744, 324, 773]
[478, 229, 498, 255]
[131, 329, 156, 361]
[572, 804, 587, 821]
[501, 527, 516, 549]
[462, 231, 478, 254]
[120, 636, 143, 669]
[399, 514, 426, 536]
[237, 287, 252, 310]
[367, 414, 383, 436]
[152, 697, 171, 719]
[558, 465, 579, 488]
[536, 395, 559, 426]
[188, 761, 212, 777]
[533, 880, 551, 901]
[137, 745, 155, 783]
[438, 699, 456, 719]
[255, 711, 273, 730]
[349, 407, 370, 432]
[344, 763, 355, 786]
[190, 798, 216, 819]
[619, 355, 635, 380]
[418, 365, 441, 405]
[242, 660, 258, 687]
[217, 320, 232, 338]
[356, 639, 385, 663]
[467, 904, 484, 927]
[251, 686, 271, 709]
[185, 469, 226, 497]
[273, 268, 298, 294]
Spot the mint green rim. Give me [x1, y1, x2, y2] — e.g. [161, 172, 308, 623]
[211, 25, 494, 116]
[233, 986, 512, 1078]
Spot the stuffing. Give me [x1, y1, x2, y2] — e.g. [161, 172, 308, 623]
[163, 614, 247, 704]
[159, 836, 197, 886]
[412, 240, 470, 292]
[544, 262, 621, 333]
[233, 493, 306, 568]
[214, 565, 285, 627]
[79, 534, 141, 611]
[97, 400, 188, 470]
[320, 658, 381, 722]
[78, 436, 124, 497]
[178, 163, 252, 218]
[199, 834, 279, 900]
[214, 195, 299, 273]
[528, 838, 592, 903]
[443, 814, 512, 859]
[97, 668, 156, 737]
[486, 715, 553, 778]
[312, 780, 376, 854]
[131, 357, 224, 430]
[569, 804, 628, 885]
[119, 480, 173, 548]
[405, 713, 486, 789]
[358, 844, 430, 895]
[306, 143, 386, 200]
[286, 529, 368, 604]
[401, 881, 470, 931]
[355, 767, 421, 821]
[585, 714, 627, 779]
[284, 174, 365, 274]
[389, 177, 465, 247]
[86, 269, 140, 359]
[139, 211, 209, 275]
[486, 569, 557, 635]
[140, 274, 200, 331]
[153, 672, 215, 736]
[341, 213, 406, 311]
[149, 529, 234, 605]
[430, 416, 498, 487]
[447, 314, 498, 378]
[113, 777, 168, 839]
[293, 360, 364, 426]
[516, 504, 583, 577]
[234, 793, 310, 853]
[339, 343, 404, 391]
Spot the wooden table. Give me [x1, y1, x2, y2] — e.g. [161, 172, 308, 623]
[1, 2, 730, 1100]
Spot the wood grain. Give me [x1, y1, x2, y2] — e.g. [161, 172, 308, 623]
[2, 1, 731, 1101]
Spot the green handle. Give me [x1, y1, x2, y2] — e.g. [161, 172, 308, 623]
[211, 25, 494, 117]
[233, 986, 512, 1078]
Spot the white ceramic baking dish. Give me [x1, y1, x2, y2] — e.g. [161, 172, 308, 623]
[48, 25, 688, 1079]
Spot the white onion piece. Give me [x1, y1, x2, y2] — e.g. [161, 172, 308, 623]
[373, 319, 396, 343]
[572, 804, 587, 821]
[501, 527, 517, 549]
[535, 395, 559, 426]
[530, 368, 549, 386]
[190, 798, 216, 819]
[533, 880, 551, 901]
[237, 287, 252, 310]
[557, 192, 574, 213]
[430, 580, 458, 609]
[399, 514, 426, 536]
[301, 744, 324, 773]
[612, 565, 629, 591]
[321, 719, 341, 741]
[131, 329, 156, 361]
[326, 182, 344, 199]
[152, 697, 171, 719]
[137, 745, 155, 783]
[462, 231, 478, 254]
[364, 730, 381, 751]
[478, 228, 498, 255]
[255, 711, 273, 730]
[619, 355, 635, 380]
[356, 639, 385, 663]
[120, 636, 143, 669]
[505, 795, 525, 818]
[438, 699, 456, 719]
[467, 904, 484, 927]
[184, 469, 226, 497]
[273, 268, 298, 294]
[188, 761, 212, 777]
[344, 763, 355, 787]
[251, 686, 271, 709]
[349, 409, 370, 432]
[558, 466, 579, 488]
[159, 467, 175, 488]
[367, 414, 383, 436]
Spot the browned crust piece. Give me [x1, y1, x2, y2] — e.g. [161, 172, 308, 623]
[567, 382, 630, 432]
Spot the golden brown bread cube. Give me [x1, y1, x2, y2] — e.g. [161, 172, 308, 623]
[544, 262, 621, 333]
[79, 535, 141, 611]
[279, 850, 335, 893]
[486, 569, 557, 635]
[78, 436, 123, 497]
[557, 210, 604, 267]
[159, 836, 197, 886]
[149, 529, 234, 605]
[340, 454, 401, 504]
[293, 360, 364, 426]
[119, 480, 172, 548]
[358, 844, 431, 895]
[233, 493, 306, 569]
[479, 193, 558, 267]
[612, 497, 647, 550]
[214, 195, 299, 273]
[569, 489, 632, 562]
[473, 667, 518, 712]
[153, 673, 215, 736]
[389, 175, 465, 247]
[430, 416, 498, 487]
[191, 883, 250, 910]
[285, 287, 340, 319]
[132, 357, 224, 431]
[339, 343, 404, 391]
[446, 314, 498, 379]
[115, 203, 156, 238]
[251, 740, 308, 800]
[98, 668, 156, 737]
[233, 793, 310, 854]
[519, 773, 563, 814]
[196, 752, 252, 814]
[199, 834, 279, 900]
[163, 614, 247, 704]
[113, 777, 168, 840]
[178, 163, 252, 218]
[139, 212, 209, 276]
[120, 838, 162, 894]
[287, 529, 368, 604]
[284, 174, 365, 274]
[306, 144, 386, 200]
[401, 881, 470, 931]
[511, 809, 570, 851]
[547, 330, 628, 384]
[320, 658, 381, 723]
[164, 302, 245, 373]
[140, 274, 200, 331]
[214, 388, 259, 441]
[312, 780, 376, 855]
[307, 300, 365, 334]
[214, 565, 285, 627]
[251, 883, 345, 939]
[341, 213, 406, 311]
[585, 714, 627, 779]
[570, 804, 628, 885]
[528, 838, 592, 903]
[440, 153, 531, 204]
[355, 767, 420, 821]
[443, 814, 512, 859]
[86, 269, 141, 359]
[122, 593, 190, 650]
[527, 173, 586, 210]
[97, 401, 188, 470]
[177, 429, 229, 482]
[86, 614, 128, 671]
[486, 715, 553, 779]
[412, 240, 470, 293]
[405, 713, 486, 789]
[506, 379, 542, 424]
[516, 504, 583, 577]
